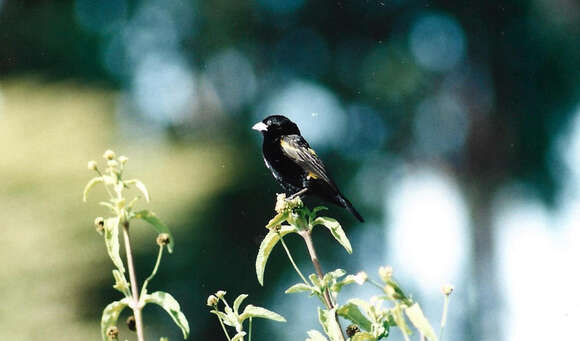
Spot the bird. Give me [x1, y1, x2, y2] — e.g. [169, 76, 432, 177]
[252, 115, 364, 222]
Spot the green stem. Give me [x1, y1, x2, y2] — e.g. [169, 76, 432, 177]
[299, 230, 346, 341]
[278, 234, 309, 285]
[216, 312, 232, 341]
[439, 295, 450, 341]
[121, 221, 145, 341]
[249, 317, 253, 341]
[141, 245, 164, 297]
[368, 278, 385, 291]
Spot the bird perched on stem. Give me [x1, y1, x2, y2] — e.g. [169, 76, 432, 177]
[252, 115, 364, 222]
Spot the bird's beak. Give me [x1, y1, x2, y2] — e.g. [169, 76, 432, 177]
[252, 121, 268, 132]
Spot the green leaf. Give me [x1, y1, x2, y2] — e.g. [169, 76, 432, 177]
[306, 330, 329, 341]
[210, 310, 232, 326]
[318, 307, 343, 341]
[100, 298, 131, 341]
[405, 303, 438, 341]
[125, 179, 150, 202]
[391, 304, 412, 336]
[233, 294, 248, 314]
[104, 217, 125, 273]
[337, 303, 373, 332]
[134, 210, 174, 253]
[266, 211, 289, 229]
[285, 283, 314, 294]
[351, 331, 375, 341]
[83, 176, 103, 202]
[255, 225, 297, 286]
[239, 305, 286, 323]
[231, 332, 247, 341]
[143, 291, 190, 339]
[312, 217, 352, 254]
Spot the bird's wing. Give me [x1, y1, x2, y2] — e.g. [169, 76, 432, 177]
[279, 135, 335, 187]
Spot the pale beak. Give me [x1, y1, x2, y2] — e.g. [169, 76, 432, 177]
[252, 121, 268, 132]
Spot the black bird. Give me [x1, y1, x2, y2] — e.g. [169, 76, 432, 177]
[252, 115, 364, 222]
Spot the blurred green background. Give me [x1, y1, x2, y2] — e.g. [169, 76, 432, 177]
[0, 0, 578, 340]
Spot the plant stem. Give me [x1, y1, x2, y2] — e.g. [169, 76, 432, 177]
[439, 295, 451, 341]
[368, 278, 385, 291]
[249, 317, 253, 341]
[122, 221, 145, 341]
[217, 313, 232, 341]
[141, 245, 164, 296]
[279, 234, 309, 285]
[299, 230, 346, 341]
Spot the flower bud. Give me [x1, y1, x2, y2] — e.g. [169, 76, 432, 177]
[378, 266, 393, 282]
[103, 150, 116, 160]
[442, 284, 454, 296]
[106, 326, 119, 339]
[207, 295, 219, 307]
[215, 290, 226, 299]
[94, 217, 105, 234]
[354, 271, 368, 285]
[156, 233, 170, 247]
[88, 160, 98, 171]
[118, 156, 128, 164]
[126, 315, 136, 331]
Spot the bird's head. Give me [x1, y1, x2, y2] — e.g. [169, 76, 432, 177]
[252, 115, 300, 137]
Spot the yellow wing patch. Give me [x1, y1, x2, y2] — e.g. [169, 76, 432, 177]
[308, 148, 317, 155]
[280, 139, 292, 150]
[307, 172, 318, 180]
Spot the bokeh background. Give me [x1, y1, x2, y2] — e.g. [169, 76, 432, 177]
[1, 0, 579, 340]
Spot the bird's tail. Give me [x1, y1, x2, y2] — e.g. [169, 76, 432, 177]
[337, 195, 364, 223]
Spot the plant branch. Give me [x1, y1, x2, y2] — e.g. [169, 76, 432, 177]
[122, 221, 145, 341]
[299, 230, 346, 341]
[248, 317, 253, 341]
[216, 312, 232, 341]
[279, 234, 309, 285]
[141, 244, 164, 296]
[440, 294, 451, 341]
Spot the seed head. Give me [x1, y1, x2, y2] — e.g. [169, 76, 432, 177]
[354, 271, 368, 285]
[103, 150, 116, 160]
[126, 315, 136, 331]
[106, 326, 119, 339]
[156, 233, 171, 247]
[207, 295, 219, 307]
[88, 160, 98, 171]
[442, 284, 454, 296]
[215, 290, 226, 299]
[346, 324, 360, 337]
[379, 266, 393, 282]
[118, 156, 128, 164]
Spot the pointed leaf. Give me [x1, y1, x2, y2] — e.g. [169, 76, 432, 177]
[318, 307, 343, 341]
[104, 217, 125, 273]
[391, 304, 412, 335]
[134, 210, 174, 253]
[337, 302, 373, 332]
[143, 291, 190, 339]
[312, 217, 352, 254]
[100, 298, 131, 341]
[306, 330, 328, 341]
[125, 179, 150, 202]
[112, 269, 130, 296]
[256, 225, 297, 285]
[285, 283, 314, 294]
[83, 176, 103, 202]
[233, 294, 248, 314]
[240, 305, 286, 323]
[231, 331, 247, 341]
[405, 303, 438, 341]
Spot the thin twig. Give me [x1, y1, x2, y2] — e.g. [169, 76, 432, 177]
[122, 221, 145, 341]
[279, 234, 309, 285]
[141, 244, 164, 296]
[439, 295, 451, 341]
[216, 313, 232, 341]
[299, 230, 346, 341]
[249, 317, 253, 341]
